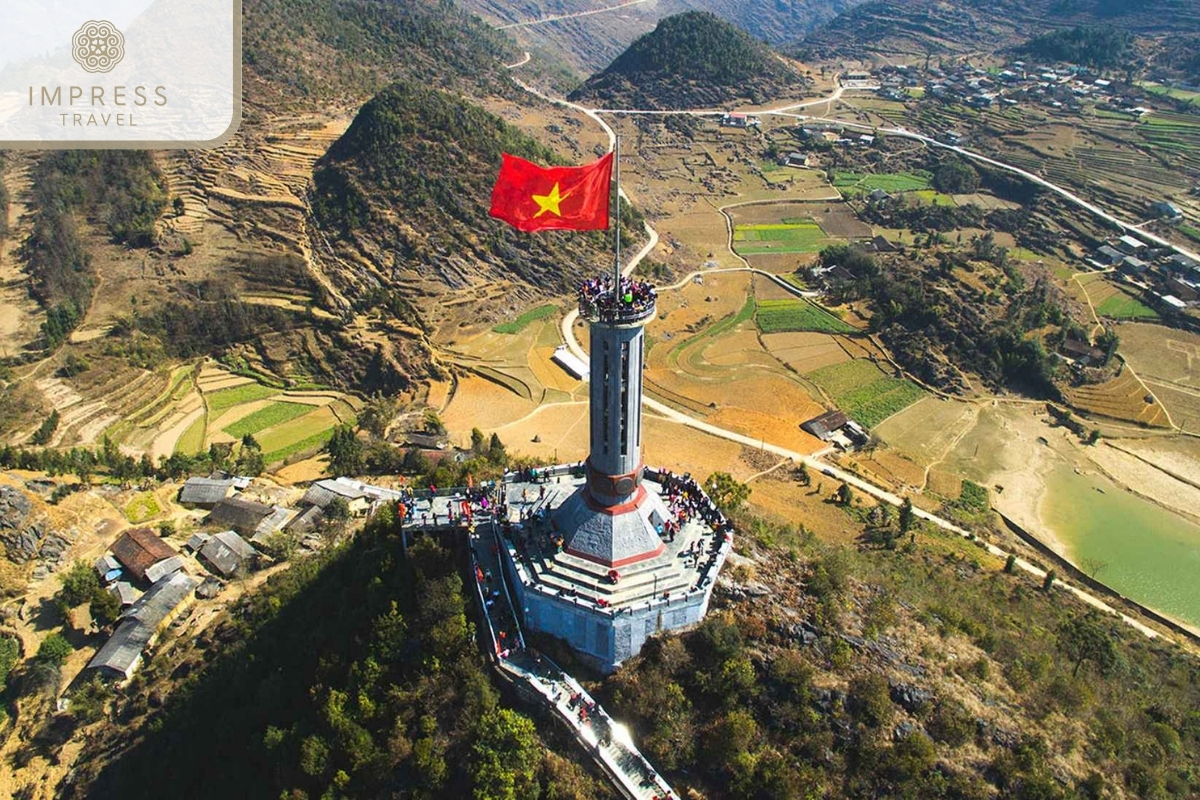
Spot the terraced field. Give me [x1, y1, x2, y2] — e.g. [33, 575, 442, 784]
[806, 359, 927, 429]
[1062, 367, 1171, 427]
[832, 170, 932, 194]
[755, 299, 856, 334]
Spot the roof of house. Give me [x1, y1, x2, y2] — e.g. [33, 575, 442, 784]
[111, 528, 178, 581]
[108, 581, 142, 606]
[250, 506, 296, 544]
[185, 532, 211, 552]
[285, 505, 325, 533]
[1097, 245, 1124, 260]
[302, 477, 401, 509]
[179, 476, 235, 506]
[207, 497, 276, 533]
[1162, 294, 1188, 309]
[88, 572, 200, 678]
[144, 555, 188, 584]
[1118, 234, 1147, 249]
[200, 530, 256, 576]
[802, 410, 850, 440]
[94, 554, 121, 576]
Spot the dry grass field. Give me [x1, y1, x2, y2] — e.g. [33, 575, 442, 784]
[1062, 367, 1172, 428]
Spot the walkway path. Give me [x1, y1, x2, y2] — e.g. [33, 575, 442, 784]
[466, 510, 677, 800]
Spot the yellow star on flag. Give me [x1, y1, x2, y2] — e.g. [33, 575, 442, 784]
[532, 182, 569, 218]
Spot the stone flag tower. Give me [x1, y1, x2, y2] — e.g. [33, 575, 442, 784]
[552, 284, 672, 567]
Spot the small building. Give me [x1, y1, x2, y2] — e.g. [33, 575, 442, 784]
[184, 532, 211, 553]
[302, 479, 371, 516]
[199, 530, 258, 578]
[1117, 234, 1147, 255]
[87, 571, 201, 682]
[1061, 338, 1105, 365]
[1095, 245, 1124, 266]
[108, 581, 141, 608]
[552, 345, 589, 380]
[144, 555, 187, 584]
[867, 189, 890, 204]
[784, 152, 810, 168]
[1120, 256, 1149, 276]
[1165, 253, 1199, 274]
[1161, 294, 1188, 310]
[801, 410, 850, 441]
[94, 554, 121, 582]
[865, 234, 899, 253]
[207, 497, 294, 543]
[178, 476, 236, 508]
[843, 421, 870, 446]
[285, 505, 325, 535]
[1168, 277, 1199, 301]
[111, 528, 178, 583]
[1152, 201, 1183, 219]
[404, 432, 447, 450]
[720, 112, 760, 128]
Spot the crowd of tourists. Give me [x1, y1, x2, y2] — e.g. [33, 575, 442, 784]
[577, 274, 656, 321]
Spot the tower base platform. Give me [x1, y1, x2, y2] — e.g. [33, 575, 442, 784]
[495, 465, 732, 673]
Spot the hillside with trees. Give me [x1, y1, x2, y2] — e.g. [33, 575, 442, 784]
[795, 0, 1200, 59]
[1018, 26, 1135, 70]
[70, 516, 612, 799]
[568, 11, 804, 110]
[312, 81, 642, 316]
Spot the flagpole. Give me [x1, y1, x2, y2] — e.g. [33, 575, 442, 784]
[613, 135, 621, 291]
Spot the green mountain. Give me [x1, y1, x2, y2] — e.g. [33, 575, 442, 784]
[242, 0, 520, 106]
[311, 82, 639, 329]
[568, 11, 804, 110]
[796, 0, 1200, 58]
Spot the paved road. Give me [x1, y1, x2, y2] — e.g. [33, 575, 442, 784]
[530, 79, 1166, 642]
[496, 0, 649, 30]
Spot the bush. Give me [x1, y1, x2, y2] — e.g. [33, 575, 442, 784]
[847, 673, 893, 728]
[35, 633, 73, 666]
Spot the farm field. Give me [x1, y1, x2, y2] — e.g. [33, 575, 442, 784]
[874, 397, 980, 467]
[223, 402, 316, 439]
[734, 221, 835, 255]
[832, 170, 932, 194]
[756, 298, 856, 334]
[493, 303, 559, 334]
[1118, 323, 1200, 390]
[1075, 274, 1159, 321]
[1062, 367, 1171, 427]
[805, 359, 927, 429]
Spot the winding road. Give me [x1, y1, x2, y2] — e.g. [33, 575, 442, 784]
[526, 74, 1170, 642]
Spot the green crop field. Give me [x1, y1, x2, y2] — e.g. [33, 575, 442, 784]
[262, 428, 337, 465]
[756, 299, 856, 334]
[1180, 224, 1200, 244]
[124, 491, 163, 524]
[833, 171, 932, 193]
[1141, 83, 1200, 106]
[493, 304, 558, 334]
[207, 383, 279, 416]
[1096, 292, 1159, 320]
[912, 190, 958, 207]
[176, 415, 206, 455]
[807, 360, 927, 428]
[735, 222, 833, 254]
[223, 402, 315, 438]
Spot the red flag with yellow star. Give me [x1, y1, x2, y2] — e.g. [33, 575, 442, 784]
[489, 151, 613, 232]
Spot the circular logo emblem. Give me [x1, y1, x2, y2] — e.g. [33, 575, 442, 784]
[72, 21, 125, 74]
[614, 476, 636, 495]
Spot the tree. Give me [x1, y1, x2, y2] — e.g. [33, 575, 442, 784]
[470, 428, 487, 456]
[35, 632, 73, 666]
[487, 432, 507, 464]
[934, 159, 980, 194]
[326, 497, 351, 522]
[797, 462, 810, 486]
[90, 588, 122, 626]
[836, 482, 853, 506]
[1005, 554, 1017, 573]
[705, 472, 750, 514]
[325, 425, 364, 476]
[470, 708, 540, 800]
[58, 560, 100, 611]
[899, 496, 915, 533]
[1057, 612, 1119, 677]
[1081, 557, 1108, 579]
[236, 434, 264, 477]
[1043, 569, 1057, 591]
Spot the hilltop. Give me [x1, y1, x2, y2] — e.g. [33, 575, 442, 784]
[311, 82, 640, 334]
[462, 0, 861, 75]
[568, 11, 804, 110]
[796, 0, 1200, 58]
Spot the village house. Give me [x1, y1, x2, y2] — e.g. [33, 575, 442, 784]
[110, 527, 178, 583]
[1152, 201, 1183, 219]
[1095, 244, 1125, 266]
[199, 530, 259, 578]
[206, 497, 294, 544]
[87, 571, 201, 683]
[144, 554, 187, 584]
[1117, 234, 1147, 255]
[178, 476, 236, 509]
[784, 152, 810, 168]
